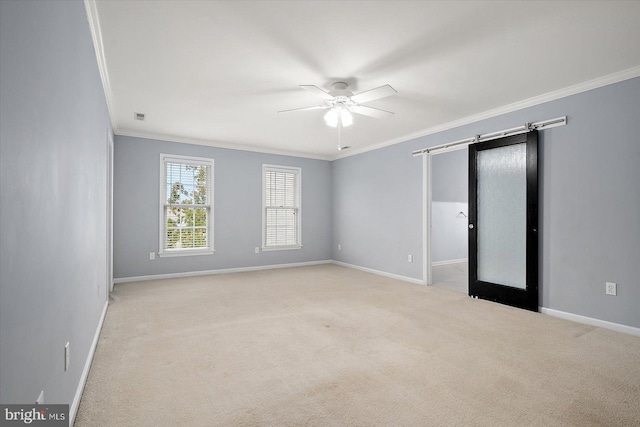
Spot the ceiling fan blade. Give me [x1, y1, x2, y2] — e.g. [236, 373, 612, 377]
[350, 105, 394, 119]
[278, 105, 328, 113]
[351, 84, 397, 104]
[300, 85, 334, 100]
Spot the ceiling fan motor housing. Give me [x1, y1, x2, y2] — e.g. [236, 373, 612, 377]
[329, 82, 354, 99]
[330, 95, 355, 108]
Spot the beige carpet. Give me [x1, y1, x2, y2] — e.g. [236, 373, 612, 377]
[432, 261, 468, 294]
[75, 264, 640, 426]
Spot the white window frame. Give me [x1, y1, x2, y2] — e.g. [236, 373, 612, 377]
[262, 164, 302, 251]
[159, 153, 215, 257]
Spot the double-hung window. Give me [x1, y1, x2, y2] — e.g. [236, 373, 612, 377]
[262, 165, 301, 250]
[159, 154, 214, 257]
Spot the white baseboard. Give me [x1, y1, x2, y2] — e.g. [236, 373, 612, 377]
[540, 307, 640, 337]
[69, 300, 109, 426]
[113, 260, 333, 284]
[432, 258, 468, 267]
[331, 260, 424, 285]
[115, 259, 423, 286]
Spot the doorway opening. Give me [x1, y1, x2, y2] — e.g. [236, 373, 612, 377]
[428, 147, 469, 294]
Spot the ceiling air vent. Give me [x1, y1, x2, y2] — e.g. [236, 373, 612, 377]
[134, 112, 145, 121]
[337, 145, 350, 151]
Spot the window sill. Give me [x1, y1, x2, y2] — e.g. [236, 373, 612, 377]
[261, 245, 302, 252]
[158, 249, 215, 258]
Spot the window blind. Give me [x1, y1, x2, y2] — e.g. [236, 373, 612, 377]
[264, 167, 300, 248]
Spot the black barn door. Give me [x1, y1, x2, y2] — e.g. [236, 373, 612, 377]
[468, 131, 538, 311]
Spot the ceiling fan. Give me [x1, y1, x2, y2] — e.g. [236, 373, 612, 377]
[278, 82, 397, 128]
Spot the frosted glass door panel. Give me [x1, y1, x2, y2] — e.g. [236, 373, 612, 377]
[477, 143, 526, 289]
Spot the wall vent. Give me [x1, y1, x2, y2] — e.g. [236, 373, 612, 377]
[134, 112, 145, 121]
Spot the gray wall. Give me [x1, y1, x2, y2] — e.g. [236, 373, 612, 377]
[113, 136, 332, 279]
[331, 144, 424, 279]
[432, 148, 468, 203]
[332, 76, 640, 328]
[0, 0, 111, 406]
[432, 149, 468, 262]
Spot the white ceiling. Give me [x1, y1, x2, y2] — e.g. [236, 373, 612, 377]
[90, 0, 640, 160]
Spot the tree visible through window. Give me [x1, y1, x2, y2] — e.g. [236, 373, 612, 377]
[160, 155, 213, 255]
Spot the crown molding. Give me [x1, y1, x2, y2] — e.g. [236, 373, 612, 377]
[332, 65, 640, 160]
[84, 0, 117, 129]
[115, 129, 334, 161]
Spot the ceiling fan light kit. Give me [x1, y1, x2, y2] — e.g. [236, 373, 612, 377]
[324, 106, 353, 128]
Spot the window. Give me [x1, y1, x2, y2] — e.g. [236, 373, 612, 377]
[159, 154, 214, 257]
[262, 165, 301, 250]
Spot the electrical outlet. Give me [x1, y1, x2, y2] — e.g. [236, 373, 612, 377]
[605, 282, 617, 296]
[408, 255, 413, 263]
[64, 342, 70, 371]
[149, 252, 155, 260]
[36, 390, 44, 404]
[255, 247, 259, 254]
[338, 244, 341, 251]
